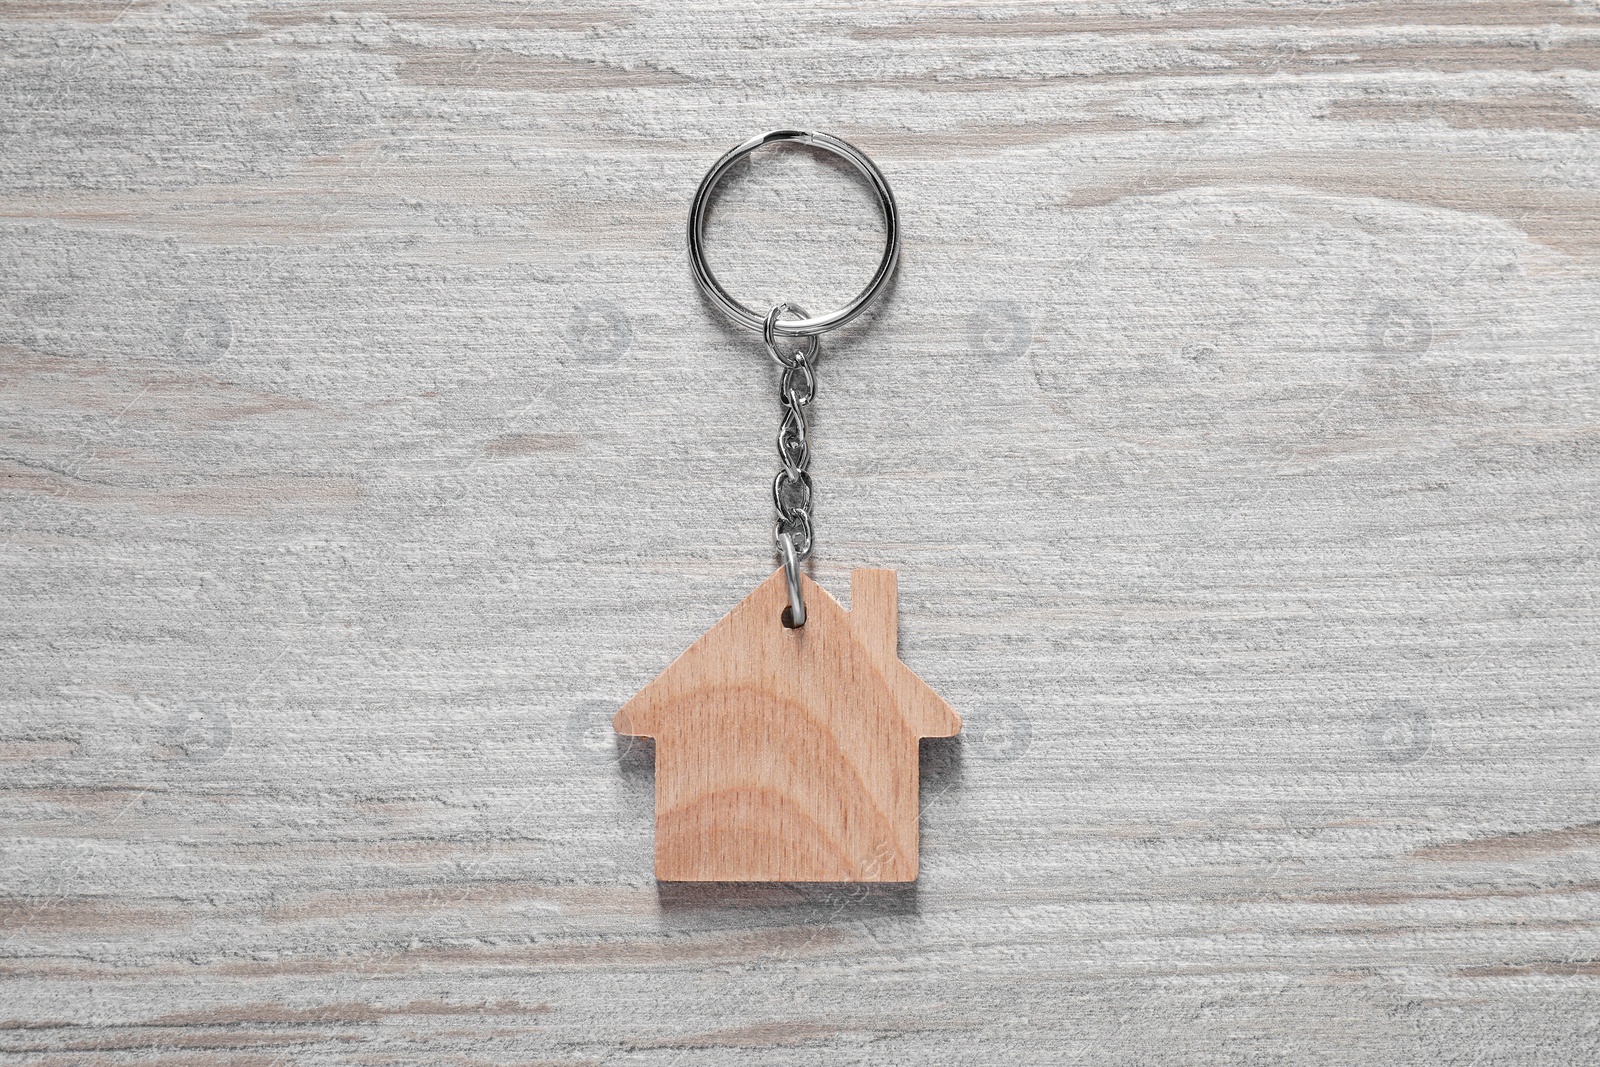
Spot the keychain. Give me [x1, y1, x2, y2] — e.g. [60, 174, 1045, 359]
[614, 130, 961, 883]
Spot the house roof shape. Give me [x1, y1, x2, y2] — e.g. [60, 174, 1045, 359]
[615, 567, 960, 882]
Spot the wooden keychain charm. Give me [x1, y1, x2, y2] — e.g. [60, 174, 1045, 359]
[616, 130, 960, 883]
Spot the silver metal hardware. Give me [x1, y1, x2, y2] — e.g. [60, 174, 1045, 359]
[768, 301, 816, 596]
[778, 530, 806, 628]
[687, 129, 900, 338]
[764, 301, 820, 369]
[687, 133, 901, 621]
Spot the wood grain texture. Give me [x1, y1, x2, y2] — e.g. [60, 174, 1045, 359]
[2, 1, 1599, 1063]
[616, 568, 960, 882]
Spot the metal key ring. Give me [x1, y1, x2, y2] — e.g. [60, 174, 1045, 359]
[688, 130, 900, 338]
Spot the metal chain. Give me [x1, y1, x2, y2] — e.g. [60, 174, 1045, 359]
[766, 303, 816, 561]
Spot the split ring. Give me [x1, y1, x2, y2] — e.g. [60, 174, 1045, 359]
[688, 130, 900, 338]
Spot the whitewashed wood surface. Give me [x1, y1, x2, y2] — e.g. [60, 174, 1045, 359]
[3, 2, 1598, 1063]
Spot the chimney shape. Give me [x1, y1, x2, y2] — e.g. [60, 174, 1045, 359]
[849, 569, 898, 659]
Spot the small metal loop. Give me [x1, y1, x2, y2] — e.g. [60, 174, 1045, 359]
[777, 449, 807, 483]
[773, 468, 813, 516]
[780, 358, 816, 407]
[777, 404, 807, 448]
[688, 129, 901, 338]
[775, 510, 813, 559]
[777, 408, 808, 474]
[778, 437, 807, 481]
[777, 531, 806, 628]
[763, 303, 820, 369]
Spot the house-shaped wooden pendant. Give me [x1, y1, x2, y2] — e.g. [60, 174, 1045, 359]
[615, 568, 960, 882]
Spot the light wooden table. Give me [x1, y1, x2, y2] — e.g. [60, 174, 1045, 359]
[3, 2, 1598, 1063]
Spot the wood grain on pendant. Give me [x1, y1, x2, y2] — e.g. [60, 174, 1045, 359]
[614, 568, 961, 882]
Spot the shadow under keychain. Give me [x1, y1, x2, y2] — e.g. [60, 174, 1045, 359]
[614, 130, 960, 883]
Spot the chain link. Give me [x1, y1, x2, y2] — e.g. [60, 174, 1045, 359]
[766, 303, 816, 560]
